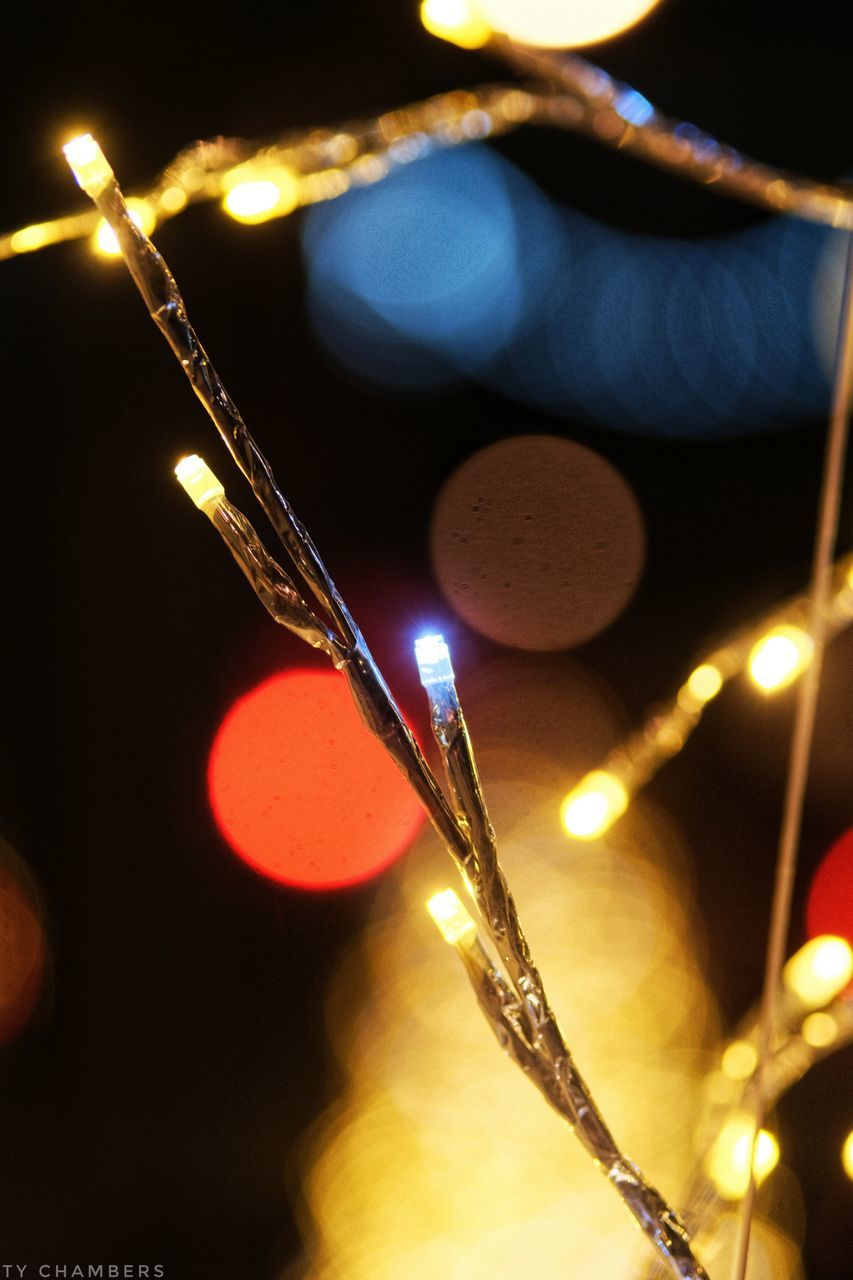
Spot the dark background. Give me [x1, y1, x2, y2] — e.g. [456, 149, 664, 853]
[1, 2, 851, 1276]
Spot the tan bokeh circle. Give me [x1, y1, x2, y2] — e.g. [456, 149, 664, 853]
[430, 435, 645, 650]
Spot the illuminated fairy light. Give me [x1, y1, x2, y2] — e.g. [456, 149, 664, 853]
[560, 552, 853, 842]
[560, 770, 627, 840]
[747, 625, 813, 692]
[221, 163, 300, 225]
[800, 1011, 838, 1048]
[684, 662, 724, 705]
[63, 133, 114, 197]
[477, 0, 663, 48]
[842, 1131, 853, 1181]
[414, 633, 455, 687]
[705, 1115, 780, 1200]
[782, 935, 853, 1008]
[427, 888, 478, 945]
[174, 454, 226, 513]
[419, 0, 491, 48]
[721, 1040, 758, 1082]
[94, 197, 157, 257]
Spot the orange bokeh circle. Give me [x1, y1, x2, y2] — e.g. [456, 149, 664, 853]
[208, 670, 424, 890]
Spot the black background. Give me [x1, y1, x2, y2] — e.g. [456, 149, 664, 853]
[1, 2, 851, 1276]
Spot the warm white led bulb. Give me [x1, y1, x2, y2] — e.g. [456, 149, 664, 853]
[561, 771, 628, 840]
[64, 133, 114, 197]
[175, 455, 225, 512]
[427, 888, 477, 945]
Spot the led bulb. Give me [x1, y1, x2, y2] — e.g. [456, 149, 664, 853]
[783, 935, 853, 1008]
[414, 634, 454, 687]
[705, 1114, 779, 1200]
[427, 888, 477, 945]
[64, 133, 114, 197]
[748, 625, 813, 692]
[175, 455, 225, 512]
[686, 662, 723, 704]
[93, 198, 156, 257]
[561, 771, 627, 840]
[720, 1039, 758, 1082]
[801, 1011, 838, 1047]
[420, 0, 492, 48]
[221, 164, 299, 225]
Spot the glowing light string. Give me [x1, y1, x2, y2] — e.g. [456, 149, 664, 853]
[493, 38, 853, 229]
[640, 939, 853, 1278]
[8, 37, 853, 262]
[730, 230, 853, 1280]
[562, 552, 853, 843]
[65, 133, 708, 1280]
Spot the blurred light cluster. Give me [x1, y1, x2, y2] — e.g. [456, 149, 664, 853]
[561, 555, 853, 842]
[291, 657, 804, 1278]
[302, 144, 837, 437]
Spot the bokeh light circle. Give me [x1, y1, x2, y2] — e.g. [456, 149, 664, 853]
[0, 864, 45, 1046]
[430, 435, 645, 650]
[806, 828, 853, 946]
[208, 670, 424, 890]
[476, 0, 663, 48]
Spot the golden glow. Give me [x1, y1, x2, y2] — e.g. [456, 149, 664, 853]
[221, 164, 300, 225]
[427, 888, 477, 946]
[63, 133, 113, 197]
[560, 770, 627, 840]
[158, 185, 188, 214]
[175, 455, 225, 511]
[842, 1130, 853, 1181]
[721, 1039, 758, 1081]
[93, 198, 157, 257]
[419, 0, 492, 48]
[475, 0, 663, 49]
[9, 223, 53, 254]
[748, 625, 813, 692]
[801, 1010, 838, 1048]
[686, 662, 723, 704]
[783, 935, 853, 1007]
[705, 1114, 780, 1200]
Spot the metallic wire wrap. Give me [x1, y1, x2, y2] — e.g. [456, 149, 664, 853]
[419, 658, 708, 1276]
[68, 147, 709, 1280]
[495, 39, 853, 230]
[9, 40, 853, 261]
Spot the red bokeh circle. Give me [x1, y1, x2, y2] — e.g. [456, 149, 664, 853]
[806, 828, 853, 946]
[207, 670, 424, 890]
[0, 870, 45, 1045]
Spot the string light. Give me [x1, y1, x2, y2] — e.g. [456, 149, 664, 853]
[419, 0, 491, 49]
[562, 554, 853, 842]
[221, 162, 300, 224]
[704, 1115, 779, 1201]
[427, 888, 478, 945]
[174, 455, 226, 513]
[721, 1040, 759, 1082]
[800, 1011, 838, 1048]
[782, 935, 853, 1007]
[93, 196, 157, 256]
[560, 771, 628, 840]
[747, 625, 813, 692]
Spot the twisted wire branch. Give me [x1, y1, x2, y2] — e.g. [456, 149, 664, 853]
[66, 140, 708, 1280]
